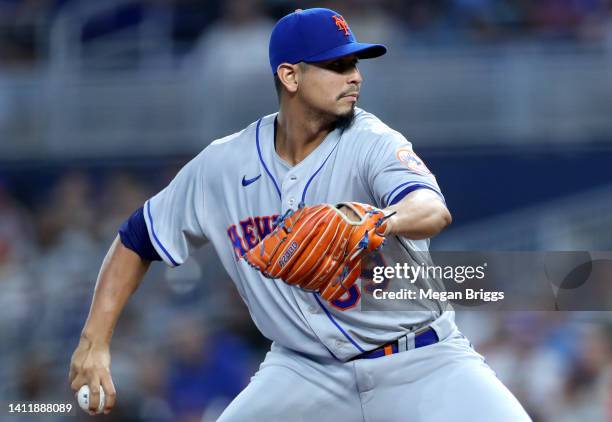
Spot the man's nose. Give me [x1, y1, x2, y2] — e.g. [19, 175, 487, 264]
[348, 66, 362, 85]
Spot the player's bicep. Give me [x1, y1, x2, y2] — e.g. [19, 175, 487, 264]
[392, 188, 451, 225]
[395, 188, 447, 208]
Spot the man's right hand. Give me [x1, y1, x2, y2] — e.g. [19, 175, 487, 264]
[69, 335, 117, 415]
[68, 237, 151, 415]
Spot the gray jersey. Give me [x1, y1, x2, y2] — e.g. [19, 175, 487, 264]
[145, 108, 448, 361]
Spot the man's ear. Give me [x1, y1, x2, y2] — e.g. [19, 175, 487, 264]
[277, 63, 301, 94]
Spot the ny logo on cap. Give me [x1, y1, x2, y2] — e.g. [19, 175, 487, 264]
[332, 15, 350, 36]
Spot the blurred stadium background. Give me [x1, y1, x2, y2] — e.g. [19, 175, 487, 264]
[1, 0, 612, 421]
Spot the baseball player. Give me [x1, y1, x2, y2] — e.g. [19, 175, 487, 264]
[69, 8, 530, 421]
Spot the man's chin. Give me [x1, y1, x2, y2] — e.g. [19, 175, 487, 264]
[334, 107, 356, 132]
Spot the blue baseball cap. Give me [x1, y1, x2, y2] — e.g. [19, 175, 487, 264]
[269, 8, 387, 74]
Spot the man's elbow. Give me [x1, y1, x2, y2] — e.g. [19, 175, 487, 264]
[430, 204, 452, 236]
[440, 206, 452, 229]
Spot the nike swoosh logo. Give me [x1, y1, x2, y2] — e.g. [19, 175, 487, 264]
[242, 174, 261, 187]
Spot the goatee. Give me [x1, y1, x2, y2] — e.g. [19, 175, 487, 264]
[333, 108, 356, 132]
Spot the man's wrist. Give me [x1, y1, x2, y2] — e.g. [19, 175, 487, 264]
[382, 210, 396, 236]
[81, 328, 111, 347]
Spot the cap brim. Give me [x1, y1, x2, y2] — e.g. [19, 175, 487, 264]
[303, 42, 387, 64]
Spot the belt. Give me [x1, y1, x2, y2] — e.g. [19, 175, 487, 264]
[350, 327, 440, 361]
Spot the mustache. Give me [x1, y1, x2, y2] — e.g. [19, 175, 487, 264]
[337, 89, 360, 100]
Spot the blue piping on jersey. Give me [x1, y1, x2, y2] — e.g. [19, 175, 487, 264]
[313, 293, 366, 353]
[256, 117, 282, 200]
[301, 140, 341, 204]
[145, 201, 179, 266]
[388, 184, 440, 207]
[384, 181, 444, 207]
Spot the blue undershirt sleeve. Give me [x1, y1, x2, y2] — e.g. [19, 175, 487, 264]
[119, 206, 162, 261]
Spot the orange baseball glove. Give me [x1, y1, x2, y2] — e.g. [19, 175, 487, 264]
[243, 202, 392, 302]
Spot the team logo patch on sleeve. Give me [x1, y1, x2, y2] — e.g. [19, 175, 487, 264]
[395, 147, 432, 176]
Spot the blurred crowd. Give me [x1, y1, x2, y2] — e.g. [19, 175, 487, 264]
[0, 165, 268, 421]
[3, 0, 612, 66]
[0, 165, 610, 421]
[458, 312, 612, 421]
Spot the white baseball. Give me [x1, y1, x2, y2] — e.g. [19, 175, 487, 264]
[77, 385, 105, 414]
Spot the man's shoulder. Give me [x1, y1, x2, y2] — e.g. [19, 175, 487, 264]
[209, 116, 265, 147]
[204, 113, 274, 155]
[349, 108, 407, 142]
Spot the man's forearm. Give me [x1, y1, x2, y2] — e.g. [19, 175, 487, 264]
[81, 236, 151, 344]
[384, 189, 452, 240]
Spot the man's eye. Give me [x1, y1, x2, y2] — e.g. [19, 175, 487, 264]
[331, 62, 353, 72]
[320, 60, 357, 73]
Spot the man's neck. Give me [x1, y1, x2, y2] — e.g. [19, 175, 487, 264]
[275, 105, 334, 166]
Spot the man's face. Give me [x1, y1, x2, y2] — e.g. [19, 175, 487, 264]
[297, 55, 362, 123]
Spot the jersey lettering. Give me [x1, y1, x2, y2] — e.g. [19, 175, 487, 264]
[240, 218, 259, 250]
[331, 284, 360, 310]
[227, 225, 247, 259]
[254, 216, 276, 238]
[228, 214, 279, 259]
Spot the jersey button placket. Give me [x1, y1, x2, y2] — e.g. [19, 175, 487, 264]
[283, 173, 300, 210]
